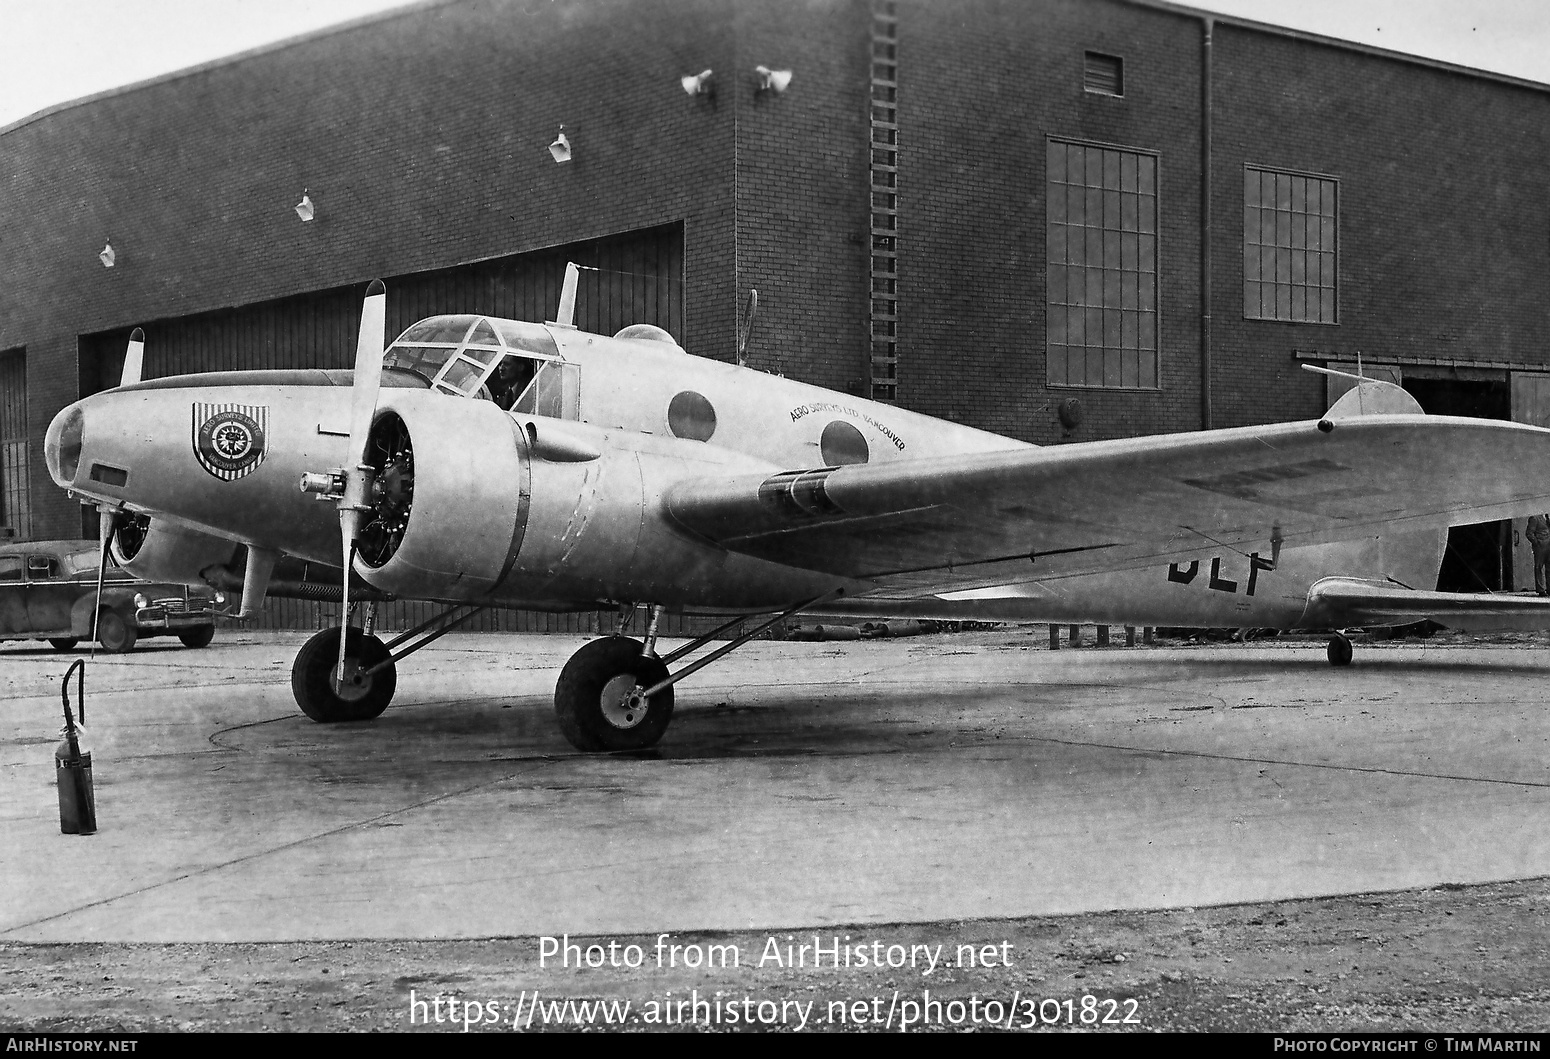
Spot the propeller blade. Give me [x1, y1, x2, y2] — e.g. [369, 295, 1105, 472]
[346, 280, 386, 471]
[120, 327, 145, 387]
[90, 508, 114, 659]
[335, 279, 386, 687]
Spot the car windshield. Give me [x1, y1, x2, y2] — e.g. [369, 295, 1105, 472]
[382, 316, 563, 400]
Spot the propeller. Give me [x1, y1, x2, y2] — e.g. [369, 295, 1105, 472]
[335, 280, 387, 686]
[120, 327, 144, 387]
[86, 329, 148, 656]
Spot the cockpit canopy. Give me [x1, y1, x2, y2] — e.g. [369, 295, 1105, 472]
[383, 315, 575, 416]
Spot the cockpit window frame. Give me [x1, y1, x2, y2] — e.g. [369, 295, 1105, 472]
[383, 315, 565, 400]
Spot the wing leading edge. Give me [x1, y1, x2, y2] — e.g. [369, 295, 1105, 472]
[666, 414, 1550, 594]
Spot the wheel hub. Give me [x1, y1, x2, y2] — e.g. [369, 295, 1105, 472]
[333, 660, 374, 701]
[600, 675, 649, 729]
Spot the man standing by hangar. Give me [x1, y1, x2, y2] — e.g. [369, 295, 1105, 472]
[1527, 513, 1550, 595]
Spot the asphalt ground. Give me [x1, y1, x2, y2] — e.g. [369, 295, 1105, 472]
[2, 627, 1547, 945]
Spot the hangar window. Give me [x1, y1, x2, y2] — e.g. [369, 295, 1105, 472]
[1244, 166, 1338, 324]
[0, 348, 26, 538]
[1046, 139, 1159, 389]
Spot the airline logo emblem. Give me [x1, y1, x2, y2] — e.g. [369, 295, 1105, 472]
[193, 403, 269, 481]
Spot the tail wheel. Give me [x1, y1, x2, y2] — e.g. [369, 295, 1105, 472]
[291, 626, 396, 722]
[97, 610, 137, 653]
[1327, 633, 1353, 667]
[178, 625, 216, 649]
[554, 636, 674, 752]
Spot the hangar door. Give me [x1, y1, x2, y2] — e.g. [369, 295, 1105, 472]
[79, 223, 684, 395]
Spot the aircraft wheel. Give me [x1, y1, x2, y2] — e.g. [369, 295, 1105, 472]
[48, 638, 79, 652]
[97, 610, 137, 653]
[291, 627, 396, 722]
[1326, 632, 1353, 667]
[554, 636, 674, 752]
[178, 625, 216, 649]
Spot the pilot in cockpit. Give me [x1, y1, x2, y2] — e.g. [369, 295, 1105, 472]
[489, 355, 536, 411]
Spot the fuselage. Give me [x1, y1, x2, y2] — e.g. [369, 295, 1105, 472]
[44, 314, 1441, 623]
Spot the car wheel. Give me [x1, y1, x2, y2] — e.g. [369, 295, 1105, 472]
[48, 638, 79, 652]
[97, 610, 137, 653]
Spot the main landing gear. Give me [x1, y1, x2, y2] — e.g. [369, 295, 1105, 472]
[292, 626, 397, 722]
[289, 591, 841, 753]
[1326, 631, 1354, 667]
[290, 601, 486, 723]
[551, 592, 838, 753]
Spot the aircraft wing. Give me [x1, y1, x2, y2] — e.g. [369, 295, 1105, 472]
[666, 414, 1550, 593]
[1302, 577, 1550, 631]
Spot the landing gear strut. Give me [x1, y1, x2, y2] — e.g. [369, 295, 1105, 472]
[1326, 631, 1353, 667]
[292, 626, 397, 721]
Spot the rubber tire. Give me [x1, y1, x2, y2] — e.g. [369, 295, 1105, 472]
[1327, 633, 1353, 667]
[178, 625, 216, 649]
[291, 627, 396, 722]
[97, 610, 137, 653]
[554, 636, 674, 752]
[48, 639, 79, 652]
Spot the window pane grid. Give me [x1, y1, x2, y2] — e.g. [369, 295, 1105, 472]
[1046, 140, 1159, 388]
[1243, 166, 1338, 323]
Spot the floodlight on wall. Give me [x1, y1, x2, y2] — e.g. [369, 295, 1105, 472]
[98, 241, 116, 268]
[295, 189, 315, 222]
[681, 69, 713, 97]
[755, 65, 792, 94]
[548, 126, 572, 163]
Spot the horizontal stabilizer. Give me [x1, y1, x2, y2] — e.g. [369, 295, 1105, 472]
[1302, 576, 1550, 632]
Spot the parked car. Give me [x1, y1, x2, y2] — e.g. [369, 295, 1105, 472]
[0, 540, 227, 652]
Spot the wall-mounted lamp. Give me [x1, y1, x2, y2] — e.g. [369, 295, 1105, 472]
[295, 189, 315, 222]
[98, 241, 116, 268]
[548, 126, 572, 163]
[681, 69, 713, 97]
[755, 65, 792, 94]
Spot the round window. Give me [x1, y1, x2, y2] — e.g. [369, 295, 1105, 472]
[667, 391, 717, 441]
[820, 420, 869, 466]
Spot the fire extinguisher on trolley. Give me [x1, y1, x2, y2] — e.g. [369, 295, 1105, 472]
[56, 659, 96, 835]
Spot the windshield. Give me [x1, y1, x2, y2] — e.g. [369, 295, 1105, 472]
[382, 316, 563, 399]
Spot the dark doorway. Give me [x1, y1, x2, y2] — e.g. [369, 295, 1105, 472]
[1402, 376, 1511, 591]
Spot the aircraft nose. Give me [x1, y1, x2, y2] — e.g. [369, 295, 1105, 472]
[45, 401, 87, 488]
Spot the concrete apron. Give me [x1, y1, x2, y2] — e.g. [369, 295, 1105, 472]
[1, 631, 1546, 942]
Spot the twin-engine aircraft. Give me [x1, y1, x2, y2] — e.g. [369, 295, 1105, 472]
[43, 268, 1550, 751]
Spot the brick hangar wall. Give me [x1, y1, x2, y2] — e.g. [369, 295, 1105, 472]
[897, 0, 1550, 443]
[898, 0, 1205, 445]
[1209, 22, 1550, 428]
[0, 0, 742, 539]
[733, 0, 873, 396]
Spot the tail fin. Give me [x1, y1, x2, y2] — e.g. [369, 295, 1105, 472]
[1303, 363, 1445, 594]
[1302, 363, 1421, 417]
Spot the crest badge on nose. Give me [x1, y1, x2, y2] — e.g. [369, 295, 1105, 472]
[193, 403, 269, 481]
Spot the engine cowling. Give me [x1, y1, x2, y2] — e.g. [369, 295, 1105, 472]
[111, 514, 240, 585]
[353, 392, 532, 600]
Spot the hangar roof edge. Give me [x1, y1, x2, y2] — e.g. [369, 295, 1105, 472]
[1124, 0, 1550, 94]
[0, 0, 456, 137]
[2, 0, 1545, 139]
